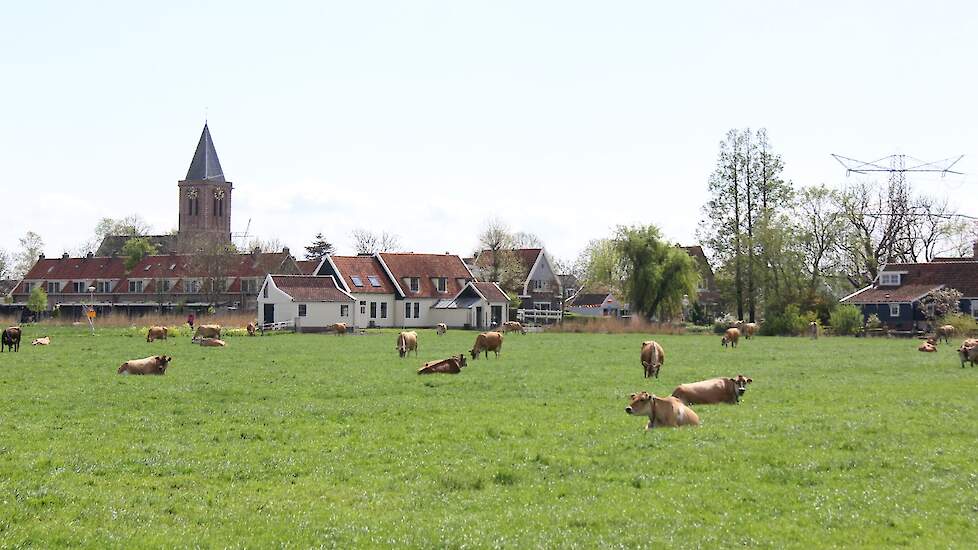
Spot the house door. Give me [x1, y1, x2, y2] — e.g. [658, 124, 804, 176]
[476, 306, 483, 329]
[491, 305, 502, 327]
[263, 304, 274, 324]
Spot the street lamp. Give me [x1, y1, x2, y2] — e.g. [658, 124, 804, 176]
[87, 285, 96, 335]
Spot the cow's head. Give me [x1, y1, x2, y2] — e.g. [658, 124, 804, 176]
[625, 392, 654, 416]
[456, 354, 468, 368]
[157, 355, 172, 372]
[729, 375, 752, 399]
[721, 335, 729, 347]
[469, 347, 479, 360]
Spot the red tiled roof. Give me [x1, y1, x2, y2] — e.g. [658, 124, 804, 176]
[474, 248, 541, 278]
[844, 260, 978, 303]
[329, 255, 396, 294]
[271, 275, 353, 302]
[22, 256, 127, 281]
[296, 259, 321, 274]
[472, 282, 509, 302]
[379, 253, 473, 298]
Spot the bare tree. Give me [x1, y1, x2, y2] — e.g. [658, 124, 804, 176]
[246, 237, 287, 253]
[350, 229, 401, 254]
[13, 231, 44, 279]
[0, 248, 10, 280]
[78, 215, 153, 255]
[512, 231, 544, 249]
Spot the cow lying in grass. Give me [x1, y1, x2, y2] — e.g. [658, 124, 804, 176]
[625, 392, 700, 429]
[672, 375, 752, 405]
[418, 354, 467, 374]
[918, 338, 937, 353]
[32, 337, 51, 346]
[118, 355, 172, 375]
[199, 338, 226, 347]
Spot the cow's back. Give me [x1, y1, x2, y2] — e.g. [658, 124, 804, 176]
[672, 378, 733, 405]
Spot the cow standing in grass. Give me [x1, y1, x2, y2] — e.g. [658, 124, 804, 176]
[192, 324, 221, 342]
[936, 325, 955, 344]
[959, 339, 978, 368]
[330, 323, 347, 335]
[721, 328, 740, 348]
[640, 340, 664, 378]
[397, 331, 418, 358]
[1, 327, 21, 352]
[470, 331, 503, 360]
[147, 326, 168, 342]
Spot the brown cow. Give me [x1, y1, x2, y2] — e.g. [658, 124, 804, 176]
[742, 322, 758, 339]
[918, 338, 937, 353]
[199, 338, 226, 347]
[397, 331, 418, 358]
[418, 354, 468, 374]
[625, 392, 700, 430]
[470, 331, 504, 359]
[192, 324, 221, 341]
[330, 323, 347, 335]
[31, 337, 51, 346]
[247, 322, 257, 336]
[1, 327, 21, 352]
[118, 355, 172, 375]
[146, 326, 168, 342]
[435, 323, 447, 336]
[640, 340, 664, 379]
[501, 321, 526, 335]
[936, 324, 955, 344]
[721, 327, 740, 348]
[958, 339, 978, 368]
[672, 375, 753, 405]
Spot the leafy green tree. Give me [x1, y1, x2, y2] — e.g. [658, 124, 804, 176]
[121, 237, 158, 271]
[304, 233, 335, 260]
[27, 287, 48, 315]
[576, 238, 625, 297]
[614, 225, 699, 320]
[831, 304, 864, 336]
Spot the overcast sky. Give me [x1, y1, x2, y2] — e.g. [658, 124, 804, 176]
[1, 1, 976, 264]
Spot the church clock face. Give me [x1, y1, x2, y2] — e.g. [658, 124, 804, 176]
[186, 188, 198, 199]
[213, 188, 225, 200]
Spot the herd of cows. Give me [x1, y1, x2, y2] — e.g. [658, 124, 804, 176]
[2, 318, 977, 431]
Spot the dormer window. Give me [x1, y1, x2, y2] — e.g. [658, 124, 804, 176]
[880, 273, 901, 286]
[434, 277, 447, 293]
[408, 278, 420, 292]
[128, 280, 143, 293]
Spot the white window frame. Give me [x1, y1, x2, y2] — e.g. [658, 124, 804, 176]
[534, 301, 552, 310]
[413, 302, 420, 318]
[96, 281, 111, 293]
[129, 280, 143, 293]
[404, 302, 412, 319]
[434, 277, 447, 292]
[360, 300, 367, 315]
[73, 282, 85, 293]
[23, 282, 33, 293]
[532, 279, 543, 291]
[380, 302, 388, 319]
[298, 304, 307, 317]
[880, 273, 901, 286]
[340, 304, 349, 317]
[409, 278, 420, 292]
[889, 303, 900, 317]
[369, 302, 377, 319]
[47, 282, 61, 293]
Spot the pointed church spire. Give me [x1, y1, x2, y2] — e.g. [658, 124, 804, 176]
[185, 123, 225, 182]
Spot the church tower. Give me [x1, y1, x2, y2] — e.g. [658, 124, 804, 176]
[177, 123, 233, 250]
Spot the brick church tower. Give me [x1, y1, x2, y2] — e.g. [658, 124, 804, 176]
[177, 123, 233, 250]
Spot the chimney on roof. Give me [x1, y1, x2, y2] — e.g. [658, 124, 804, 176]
[38, 253, 45, 260]
[62, 252, 69, 259]
[86, 252, 94, 259]
[282, 247, 290, 256]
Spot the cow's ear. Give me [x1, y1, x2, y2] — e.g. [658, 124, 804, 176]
[746, 378, 753, 384]
[629, 393, 636, 399]
[728, 378, 737, 383]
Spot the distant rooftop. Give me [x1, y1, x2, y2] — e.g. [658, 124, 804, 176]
[184, 123, 225, 182]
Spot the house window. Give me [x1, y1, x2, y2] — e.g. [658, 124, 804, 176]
[340, 304, 349, 317]
[159, 279, 171, 292]
[298, 304, 307, 317]
[360, 300, 367, 315]
[351, 276, 364, 288]
[405, 302, 412, 319]
[241, 279, 257, 294]
[534, 302, 551, 310]
[380, 302, 387, 318]
[96, 281, 111, 293]
[47, 282, 61, 293]
[187, 279, 200, 293]
[434, 277, 447, 292]
[408, 278, 420, 292]
[367, 276, 381, 287]
[370, 302, 377, 318]
[413, 302, 420, 318]
[880, 273, 901, 286]
[532, 279, 544, 291]
[73, 282, 86, 293]
[23, 282, 33, 293]
[889, 303, 900, 317]
[262, 283, 268, 298]
[129, 280, 143, 293]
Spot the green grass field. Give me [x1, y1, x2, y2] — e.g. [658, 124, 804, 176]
[1, 326, 976, 548]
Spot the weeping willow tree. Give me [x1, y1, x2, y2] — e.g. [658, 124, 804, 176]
[614, 225, 699, 320]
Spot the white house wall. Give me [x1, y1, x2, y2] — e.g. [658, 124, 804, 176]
[295, 302, 353, 331]
[350, 293, 396, 328]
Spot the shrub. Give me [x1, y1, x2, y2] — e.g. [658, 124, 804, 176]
[761, 305, 808, 336]
[831, 305, 864, 336]
[936, 313, 978, 337]
[712, 315, 738, 334]
[866, 314, 882, 330]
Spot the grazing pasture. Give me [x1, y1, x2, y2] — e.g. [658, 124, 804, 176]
[0, 327, 975, 547]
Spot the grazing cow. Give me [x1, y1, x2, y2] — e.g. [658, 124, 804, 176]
[672, 375, 753, 405]
[721, 327, 740, 348]
[742, 322, 758, 339]
[330, 323, 347, 335]
[1, 327, 21, 353]
[918, 338, 937, 353]
[625, 392, 700, 430]
[809, 321, 819, 339]
[397, 331, 419, 358]
[199, 338, 226, 347]
[118, 355, 172, 375]
[146, 326, 168, 342]
[501, 321, 526, 335]
[192, 324, 221, 341]
[247, 322, 257, 336]
[435, 323, 447, 336]
[470, 331, 504, 359]
[640, 340, 664, 379]
[31, 337, 51, 346]
[958, 339, 978, 368]
[418, 354, 467, 374]
[936, 324, 955, 344]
